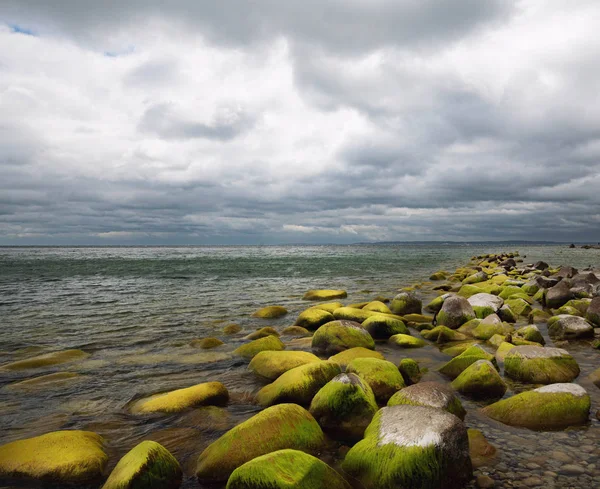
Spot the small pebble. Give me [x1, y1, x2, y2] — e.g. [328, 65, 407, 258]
[560, 464, 585, 475]
[476, 475, 495, 488]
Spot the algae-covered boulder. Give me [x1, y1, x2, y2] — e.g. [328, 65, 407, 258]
[196, 403, 324, 482]
[398, 358, 422, 385]
[437, 296, 476, 329]
[131, 382, 229, 414]
[495, 341, 515, 363]
[456, 318, 481, 335]
[303, 289, 347, 301]
[390, 292, 422, 315]
[388, 334, 426, 348]
[528, 309, 550, 324]
[256, 361, 342, 407]
[253, 306, 288, 319]
[6, 371, 81, 390]
[472, 315, 513, 341]
[521, 280, 540, 295]
[234, 335, 285, 360]
[342, 405, 472, 489]
[441, 341, 478, 358]
[294, 308, 335, 330]
[191, 337, 224, 349]
[498, 304, 517, 323]
[312, 320, 375, 355]
[281, 326, 311, 337]
[333, 306, 377, 323]
[504, 298, 532, 317]
[504, 346, 580, 384]
[468, 293, 503, 319]
[498, 286, 524, 300]
[346, 358, 405, 403]
[545, 281, 572, 308]
[430, 271, 448, 281]
[515, 325, 545, 345]
[0, 431, 107, 484]
[362, 315, 408, 339]
[328, 347, 384, 368]
[249, 351, 321, 380]
[421, 326, 468, 343]
[245, 327, 280, 340]
[363, 301, 392, 314]
[226, 449, 351, 489]
[451, 360, 507, 399]
[463, 271, 488, 284]
[310, 302, 344, 313]
[586, 296, 600, 326]
[547, 315, 594, 340]
[387, 381, 466, 420]
[424, 294, 448, 313]
[482, 384, 590, 430]
[309, 373, 378, 441]
[223, 324, 242, 335]
[438, 345, 497, 379]
[102, 441, 182, 489]
[0, 349, 89, 371]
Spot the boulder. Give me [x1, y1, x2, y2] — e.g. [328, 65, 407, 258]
[226, 449, 351, 489]
[468, 293, 503, 318]
[346, 358, 405, 403]
[514, 325, 545, 345]
[362, 315, 408, 339]
[252, 306, 288, 319]
[191, 337, 224, 349]
[310, 302, 344, 313]
[528, 309, 550, 324]
[249, 351, 321, 380]
[387, 381, 466, 420]
[309, 373, 378, 441]
[363, 301, 392, 314]
[463, 271, 488, 284]
[504, 346, 580, 384]
[547, 315, 594, 339]
[587, 296, 600, 326]
[421, 326, 468, 343]
[245, 327, 280, 340]
[294, 308, 335, 330]
[398, 358, 422, 385]
[303, 289, 347, 301]
[342, 405, 472, 489]
[521, 280, 540, 295]
[0, 349, 89, 371]
[472, 315, 513, 341]
[223, 324, 242, 335]
[328, 347, 384, 368]
[456, 318, 481, 335]
[451, 360, 507, 399]
[233, 336, 285, 360]
[312, 320, 375, 355]
[482, 384, 590, 430]
[102, 441, 182, 489]
[131, 382, 229, 414]
[332, 307, 377, 323]
[388, 334, 426, 348]
[196, 404, 324, 482]
[556, 266, 578, 279]
[390, 292, 422, 315]
[495, 342, 515, 363]
[281, 326, 311, 337]
[429, 271, 448, 281]
[0, 431, 107, 484]
[498, 286, 524, 300]
[534, 261, 549, 270]
[498, 304, 517, 323]
[424, 294, 449, 313]
[256, 361, 341, 407]
[504, 298, 532, 317]
[438, 345, 497, 379]
[590, 367, 600, 388]
[437, 296, 476, 329]
[546, 281, 573, 308]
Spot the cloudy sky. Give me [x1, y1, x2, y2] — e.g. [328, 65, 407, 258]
[1, 0, 599, 244]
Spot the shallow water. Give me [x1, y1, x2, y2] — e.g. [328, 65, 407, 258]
[0, 244, 599, 488]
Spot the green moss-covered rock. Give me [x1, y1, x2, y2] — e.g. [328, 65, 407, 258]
[310, 302, 344, 313]
[342, 405, 472, 489]
[0, 431, 107, 484]
[498, 286, 524, 300]
[0, 349, 89, 371]
[346, 358, 405, 403]
[226, 449, 351, 489]
[131, 382, 229, 414]
[363, 301, 392, 314]
[390, 292, 422, 315]
[332, 306, 377, 323]
[586, 296, 600, 326]
[387, 381, 466, 419]
[245, 327, 280, 340]
[456, 318, 481, 335]
[102, 441, 182, 489]
[403, 313, 434, 323]
[457, 284, 483, 298]
[488, 334, 505, 348]
[281, 326, 311, 337]
[451, 360, 507, 399]
[468, 293, 504, 319]
[438, 345, 497, 379]
[312, 320, 375, 355]
[429, 271, 448, 281]
[504, 346, 580, 384]
[506, 292, 533, 304]
[547, 315, 594, 339]
[253, 306, 288, 319]
[463, 271, 488, 284]
[441, 341, 479, 358]
[256, 361, 342, 407]
[424, 294, 447, 313]
[472, 315, 514, 341]
[328, 347, 384, 368]
[303, 290, 347, 301]
[532, 288, 547, 305]
[234, 335, 285, 360]
[515, 325, 545, 345]
[482, 384, 590, 430]
[555, 305, 583, 317]
[347, 301, 370, 309]
[421, 326, 468, 343]
[294, 308, 335, 331]
[249, 351, 321, 380]
[437, 296, 476, 329]
[504, 298, 532, 317]
[191, 337, 224, 349]
[362, 315, 408, 339]
[223, 324, 242, 335]
[495, 341, 515, 363]
[521, 281, 540, 295]
[309, 373, 378, 441]
[528, 309, 550, 324]
[498, 304, 517, 323]
[398, 358, 422, 385]
[196, 404, 324, 482]
[388, 334, 427, 348]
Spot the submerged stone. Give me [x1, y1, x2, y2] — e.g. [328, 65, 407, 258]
[252, 306, 288, 319]
[234, 335, 285, 360]
[245, 327, 280, 340]
[398, 358, 422, 385]
[438, 345, 496, 379]
[249, 350, 321, 380]
[303, 290, 347, 301]
[1, 349, 89, 371]
[191, 337, 224, 349]
[131, 382, 229, 414]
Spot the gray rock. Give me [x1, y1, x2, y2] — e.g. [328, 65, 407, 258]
[547, 315, 594, 339]
[586, 296, 600, 326]
[387, 381, 466, 419]
[390, 292, 422, 315]
[437, 296, 476, 329]
[556, 266, 578, 279]
[546, 281, 573, 308]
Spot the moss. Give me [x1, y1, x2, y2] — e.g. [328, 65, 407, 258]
[398, 358, 422, 385]
[362, 315, 408, 339]
[234, 335, 285, 360]
[451, 360, 506, 399]
[532, 288, 547, 305]
[421, 326, 468, 343]
[256, 361, 342, 407]
[252, 306, 288, 319]
[424, 295, 445, 313]
[346, 358, 405, 403]
[504, 298, 532, 317]
[309, 373, 378, 441]
[295, 308, 335, 330]
[468, 429, 497, 468]
[245, 327, 280, 340]
[555, 305, 583, 317]
[191, 337, 224, 349]
[491, 274, 508, 285]
[403, 313, 434, 323]
[504, 346, 580, 384]
[328, 347, 384, 368]
[472, 321, 514, 341]
[303, 290, 347, 301]
[0, 431, 107, 483]
[497, 305, 517, 323]
[528, 309, 550, 324]
[131, 381, 229, 414]
[564, 299, 590, 314]
[223, 324, 242, 335]
[457, 285, 482, 298]
[390, 292, 422, 315]
[102, 441, 182, 489]
[311, 320, 375, 355]
[463, 272, 487, 284]
[488, 334, 505, 348]
[506, 292, 533, 304]
[387, 382, 466, 419]
[498, 286, 524, 300]
[429, 271, 448, 281]
[388, 334, 426, 348]
[438, 345, 496, 379]
[347, 301, 370, 309]
[226, 449, 351, 489]
[363, 301, 392, 314]
[521, 282, 540, 295]
[456, 318, 481, 335]
[249, 351, 321, 380]
[494, 342, 515, 363]
[332, 306, 377, 323]
[1, 349, 89, 371]
[482, 385, 591, 430]
[309, 302, 344, 313]
[441, 341, 478, 358]
[6, 372, 81, 389]
[281, 326, 311, 337]
[196, 403, 324, 482]
[515, 325, 545, 345]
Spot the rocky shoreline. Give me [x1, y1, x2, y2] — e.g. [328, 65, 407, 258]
[0, 251, 599, 488]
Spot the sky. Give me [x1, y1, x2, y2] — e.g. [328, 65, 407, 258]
[1, 0, 600, 245]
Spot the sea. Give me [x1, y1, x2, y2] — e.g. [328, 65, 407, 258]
[0, 244, 599, 488]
